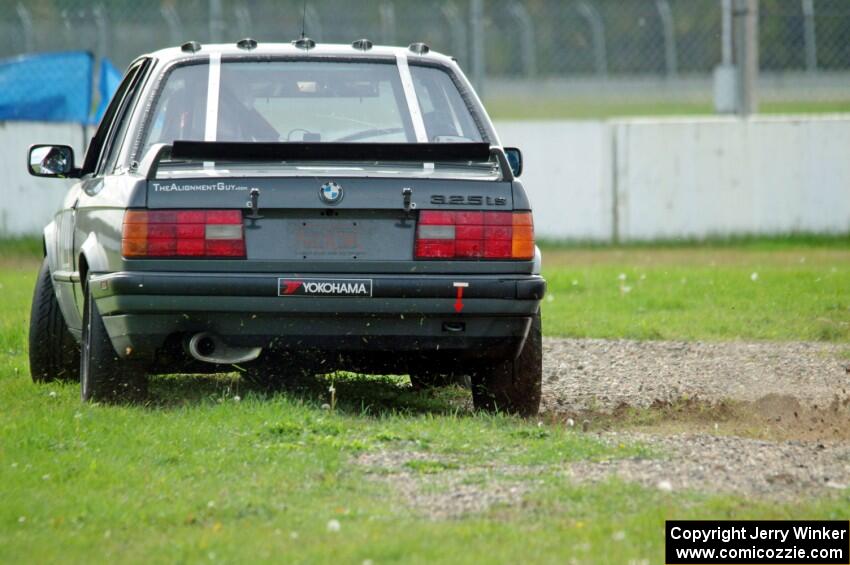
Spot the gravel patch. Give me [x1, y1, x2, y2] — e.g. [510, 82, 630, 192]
[542, 338, 850, 413]
[543, 338, 850, 500]
[354, 339, 850, 517]
[569, 432, 850, 499]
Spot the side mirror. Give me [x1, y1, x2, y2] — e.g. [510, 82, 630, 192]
[28, 144, 80, 178]
[504, 147, 523, 178]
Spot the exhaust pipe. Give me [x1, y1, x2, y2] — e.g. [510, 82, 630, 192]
[187, 332, 262, 364]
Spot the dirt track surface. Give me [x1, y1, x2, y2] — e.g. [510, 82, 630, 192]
[541, 338, 850, 413]
[357, 339, 850, 518]
[570, 432, 850, 500]
[543, 338, 850, 501]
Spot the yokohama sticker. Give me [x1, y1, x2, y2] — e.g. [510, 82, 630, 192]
[278, 278, 372, 297]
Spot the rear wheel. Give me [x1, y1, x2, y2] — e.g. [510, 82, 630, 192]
[80, 278, 147, 402]
[471, 311, 542, 417]
[29, 258, 80, 383]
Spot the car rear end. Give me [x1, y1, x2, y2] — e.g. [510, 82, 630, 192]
[95, 144, 544, 373]
[90, 43, 545, 412]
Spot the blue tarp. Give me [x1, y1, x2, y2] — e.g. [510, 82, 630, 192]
[93, 58, 123, 124]
[0, 51, 94, 123]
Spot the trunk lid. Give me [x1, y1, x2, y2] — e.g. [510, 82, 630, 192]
[145, 174, 514, 267]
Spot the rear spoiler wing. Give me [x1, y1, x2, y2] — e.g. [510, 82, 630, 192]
[137, 141, 515, 181]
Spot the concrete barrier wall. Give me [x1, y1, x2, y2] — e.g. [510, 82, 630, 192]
[612, 116, 850, 240]
[2, 117, 849, 241]
[497, 115, 850, 241]
[0, 122, 87, 237]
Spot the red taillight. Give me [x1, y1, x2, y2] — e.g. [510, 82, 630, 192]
[415, 210, 534, 260]
[122, 209, 245, 258]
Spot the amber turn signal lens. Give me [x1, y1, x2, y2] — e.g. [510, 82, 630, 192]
[511, 212, 534, 260]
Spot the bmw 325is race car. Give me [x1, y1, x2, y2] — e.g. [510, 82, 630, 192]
[27, 38, 546, 415]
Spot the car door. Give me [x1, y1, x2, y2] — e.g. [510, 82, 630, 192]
[50, 180, 83, 333]
[70, 58, 152, 316]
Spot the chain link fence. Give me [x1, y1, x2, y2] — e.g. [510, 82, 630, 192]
[1, 0, 849, 117]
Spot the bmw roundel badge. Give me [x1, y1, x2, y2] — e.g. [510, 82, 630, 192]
[319, 181, 343, 205]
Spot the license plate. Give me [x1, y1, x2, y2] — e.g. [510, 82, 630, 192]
[292, 221, 361, 257]
[278, 277, 373, 297]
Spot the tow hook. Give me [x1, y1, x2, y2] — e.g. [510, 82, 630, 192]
[402, 187, 415, 215]
[246, 187, 263, 220]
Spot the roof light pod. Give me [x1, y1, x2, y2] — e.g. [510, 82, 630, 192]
[351, 38, 373, 51]
[236, 37, 258, 50]
[408, 42, 430, 55]
[181, 41, 202, 53]
[293, 36, 316, 50]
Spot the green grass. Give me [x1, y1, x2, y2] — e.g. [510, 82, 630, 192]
[486, 98, 850, 120]
[0, 376, 646, 563]
[538, 232, 850, 251]
[2, 240, 849, 562]
[541, 245, 850, 341]
[0, 237, 42, 257]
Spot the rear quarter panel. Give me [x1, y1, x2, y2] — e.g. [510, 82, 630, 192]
[72, 174, 147, 312]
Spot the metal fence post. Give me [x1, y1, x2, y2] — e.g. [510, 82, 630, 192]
[802, 0, 817, 72]
[161, 5, 184, 46]
[234, 5, 252, 39]
[508, 2, 536, 78]
[721, 0, 733, 65]
[209, 0, 224, 43]
[305, 4, 323, 40]
[713, 0, 737, 113]
[441, 2, 468, 66]
[379, 2, 396, 46]
[470, 0, 485, 96]
[15, 3, 34, 53]
[733, 0, 758, 115]
[93, 4, 108, 63]
[655, 0, 678, 77]
[576, 1, 607, 77]
[60, 9, 73, 47]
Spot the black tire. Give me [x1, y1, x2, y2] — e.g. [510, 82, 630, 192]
[80, 277, 147, 402]
[471, 311, 542, 417]
[28, 258, 80, 383]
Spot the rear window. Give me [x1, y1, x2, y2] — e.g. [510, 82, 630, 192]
[410, 65, 482, 142]
[138, 59, 483, 159]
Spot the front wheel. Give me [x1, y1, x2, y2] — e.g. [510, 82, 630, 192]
[80, 278, 147, 402]
[471, 312, 542, 417]
[28, 258, 80, 383]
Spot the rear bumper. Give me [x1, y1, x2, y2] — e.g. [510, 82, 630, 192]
[89, 271, 545, 364]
